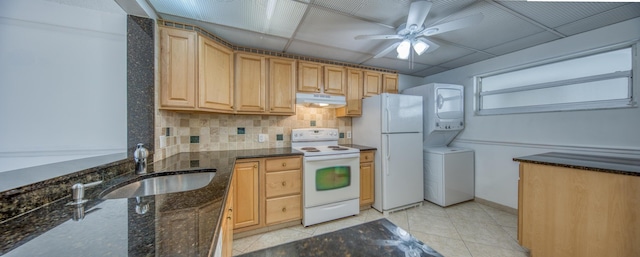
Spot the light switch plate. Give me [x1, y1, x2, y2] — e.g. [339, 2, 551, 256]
[347, 131, 352, 138]
[258, 134, 268, 143]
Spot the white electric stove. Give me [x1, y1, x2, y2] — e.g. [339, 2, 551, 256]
[291, 128, 360, 226]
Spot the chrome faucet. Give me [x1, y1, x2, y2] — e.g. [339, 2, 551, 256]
[70, 180, 103, 205]
[134, 143, 149, 174]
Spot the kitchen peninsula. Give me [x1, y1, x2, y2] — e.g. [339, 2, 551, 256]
[514, 152, 640, 257]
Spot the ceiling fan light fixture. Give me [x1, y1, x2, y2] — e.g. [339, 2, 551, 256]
[412, 39, 429, 55]
[396, 39, 411, 59]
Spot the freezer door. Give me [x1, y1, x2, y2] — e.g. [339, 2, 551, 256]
[380, 133, 424, 210]
[381, 94, 423, 133]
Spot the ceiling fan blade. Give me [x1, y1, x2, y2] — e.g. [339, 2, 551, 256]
[374, 42, 401, 58]
[355, 34, 403, 40]
[421, 13, 484, 36]
[406, 0, 432, 30]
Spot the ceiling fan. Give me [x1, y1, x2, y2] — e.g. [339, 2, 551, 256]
[355, 0, 484, 60]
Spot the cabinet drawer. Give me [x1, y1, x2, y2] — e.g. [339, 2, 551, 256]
[265, 170, 301, 198]
[265, 157, 301, 172]
[266, 195, 301, 225]
[360, 151, 374, 163]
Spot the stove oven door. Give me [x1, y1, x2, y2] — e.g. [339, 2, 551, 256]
[303, 153, 360, 208]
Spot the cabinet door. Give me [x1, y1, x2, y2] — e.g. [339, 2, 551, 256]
[363, 71, 382, 97]
[233, 161, 260, 229]
[360, 151, 374, 206]
[323, 64, 346, 95]
[382, 73, 398, 94]
[222, 177, 234, 257]
[337, 68, 363, 117]
[268, 58, 296, 114]
[235, 53, 266, 113]
[199, 36, 234, 112]
[266, 195, 302, 225]
[297, 61, 322, 93]
[160, 28, 197, 109]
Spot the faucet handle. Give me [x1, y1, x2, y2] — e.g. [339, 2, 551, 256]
[134, 143, 148, 161]
[70, 180, 103, 205]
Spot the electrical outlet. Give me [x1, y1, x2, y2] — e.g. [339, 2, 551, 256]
[258, 134, 268, 143]
[347, 131, 352, 138]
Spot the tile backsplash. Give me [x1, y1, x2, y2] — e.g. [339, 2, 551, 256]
[154, 106, 352, 161]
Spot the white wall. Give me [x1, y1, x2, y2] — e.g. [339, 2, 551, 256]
[0, 0, 127, 172]
[398, 74, 425, 92]
[416, 18, 640, 209]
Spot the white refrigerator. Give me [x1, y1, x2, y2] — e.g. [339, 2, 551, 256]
[352, 93, 424, 214]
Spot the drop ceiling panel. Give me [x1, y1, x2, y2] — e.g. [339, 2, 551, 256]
[421, 0, 479, 27]
[555, 3, 640, 36]
[440, 52, 494, 69]
[497, 1, 627, 29]
[160, 14, 289, 52]
[351, 0, 413, 26]
[287, 41, 370, 64]
[362, 57, 431, 75]
[415, 66, 449, 77]
[151, 0, 307, 38]
[295, 7, 396, 53]
[432, 1, 546, 51]
[484, 31, 560, 56]
[411, 44, 475, 66]
[311, 0, 365, 15]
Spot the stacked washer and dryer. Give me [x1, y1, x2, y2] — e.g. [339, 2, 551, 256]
[402, 83, 475, 207]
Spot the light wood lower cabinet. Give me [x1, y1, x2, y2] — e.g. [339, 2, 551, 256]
[359, 150, 375, 207]
[221, 176, 234, 257]
[157, 197, 219, 256]
[518, 162, 640, 257]
[233, 156, 302, 233]
[233, 161, 260, 229]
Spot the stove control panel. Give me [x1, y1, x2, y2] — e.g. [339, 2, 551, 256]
[292, 128, 339, 142]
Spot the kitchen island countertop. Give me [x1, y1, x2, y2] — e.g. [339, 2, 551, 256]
[513, 152, 640, 176]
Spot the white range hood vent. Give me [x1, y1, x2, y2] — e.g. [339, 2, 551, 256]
[296, 93, 346, 108]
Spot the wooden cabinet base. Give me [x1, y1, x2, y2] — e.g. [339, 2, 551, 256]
[518, 163, 640, 257]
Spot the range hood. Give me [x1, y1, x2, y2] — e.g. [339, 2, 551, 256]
[296, 93, 346, 108]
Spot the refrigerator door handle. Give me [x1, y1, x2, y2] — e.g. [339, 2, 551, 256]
[385, 95, 390, 132]
[386, 134, 390, 176]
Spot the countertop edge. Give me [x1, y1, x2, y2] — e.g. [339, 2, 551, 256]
[513, 152, 640, 177]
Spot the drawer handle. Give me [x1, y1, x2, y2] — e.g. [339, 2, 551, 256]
[282, 181, 286, 186]
[282, 162, 287, 167]
[282, 207, 286, 213]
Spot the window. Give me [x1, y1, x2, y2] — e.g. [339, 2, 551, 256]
[475, 44, 636, 115]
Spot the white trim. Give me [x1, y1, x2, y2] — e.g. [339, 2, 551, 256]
[452, 138, 640, 156]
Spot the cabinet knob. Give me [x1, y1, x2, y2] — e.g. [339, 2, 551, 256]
[282, 181, 286, 186]
[316, 88, 320, 92]
[228, 208, 232, 213]
[282, 162, 286, 167]
[230, 106, 233, 109]
[254, 164, 258, 168]
[365, 156, 368, 160]
[227, 216, 231, 220]
[282, 207, 286, 213]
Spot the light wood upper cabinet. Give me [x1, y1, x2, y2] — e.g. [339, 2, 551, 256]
[199, 35, 234, 112]
[336, 68, 363, 117]
[233, 161, 260, 229]
[363, 71, 382, 97]
[235, 53, 266, 113]
[160, 28, 197, 109]
[323, 64, 346, 95]
[160, 27, 234, 113]
[382, 73, 398, 94]
[268, 58, 296, 115]
[297, 61, 322, 93]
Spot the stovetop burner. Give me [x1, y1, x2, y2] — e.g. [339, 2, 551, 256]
[327, 146, 340, 148]
[332, 147, 349, 150]
[301, 147, 318, 150]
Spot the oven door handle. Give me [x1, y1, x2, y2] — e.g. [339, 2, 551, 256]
[304, 153, 360, 162]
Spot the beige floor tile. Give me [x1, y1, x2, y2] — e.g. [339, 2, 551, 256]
[480, 204, 518, 228]
[501, 225, 518, 241]
[232, 249, 243, 256]
[242, 228, 312, 253]
[232, 233, 262, 253]
[465, 241, 530, 257]
[452, 219, 523, 252]
[411, 231, 472, 257]
[445, 202, 497, 225]
[408, 212, 461, 240]
[407, 201, 449, 218]
[386, 210, 410, 232]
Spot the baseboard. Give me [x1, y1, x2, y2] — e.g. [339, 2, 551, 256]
[474, 197, 517, 215]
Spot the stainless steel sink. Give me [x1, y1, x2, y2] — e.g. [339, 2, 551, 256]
[101, 172, 216, 199]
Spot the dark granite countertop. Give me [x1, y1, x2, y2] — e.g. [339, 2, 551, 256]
[238, 218, 443, 257]
[513, 152, 640, 176]
[0, 148, 303, 257]
[340, 144, 377, 151]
